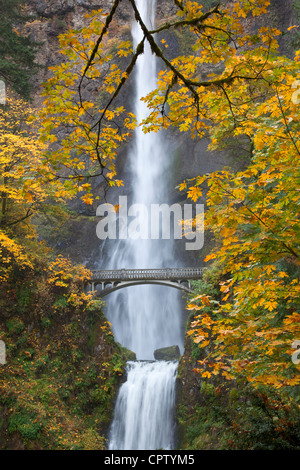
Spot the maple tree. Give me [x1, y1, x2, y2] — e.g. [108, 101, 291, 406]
[166, 7, 300, 389]
[183, 55, 300, 388]
[39, 8, 134, 203]
[39, 0, 300, 392]
[0, 93, 72, 281]
[40, 0, 288, 195]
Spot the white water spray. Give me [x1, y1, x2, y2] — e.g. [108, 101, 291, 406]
[105, 0, 183, 450]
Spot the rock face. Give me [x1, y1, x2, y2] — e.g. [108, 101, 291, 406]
[119, 345, 137, 361]
[154, 345, 181, 361]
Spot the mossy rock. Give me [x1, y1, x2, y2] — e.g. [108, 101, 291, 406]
[119, 345, 136, 361]
[154, 345, 181, 361]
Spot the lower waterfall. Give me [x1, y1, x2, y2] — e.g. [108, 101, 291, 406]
[108, 361, 178, 450]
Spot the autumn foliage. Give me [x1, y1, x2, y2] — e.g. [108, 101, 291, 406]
[0, 0, 299, 449]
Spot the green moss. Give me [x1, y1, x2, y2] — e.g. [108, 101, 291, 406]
[16, 284, 33, 312]
[8, 412, 43, 442]
[118, 345, 136, 362]
[0, 266, 127, 450]
[6, 318, 25, 335]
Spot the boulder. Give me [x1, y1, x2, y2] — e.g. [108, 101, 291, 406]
[154, 345, 181, 361]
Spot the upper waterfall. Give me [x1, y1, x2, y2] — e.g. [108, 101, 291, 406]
[101, 0, 184, 360]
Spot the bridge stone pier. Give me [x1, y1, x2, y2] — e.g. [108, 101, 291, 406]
[86, 267, 205, 298]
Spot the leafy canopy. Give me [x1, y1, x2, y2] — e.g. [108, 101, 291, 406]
[39, 0, 300, 391]
[0, 94, 72, 281]
[41, 0, 280, 198]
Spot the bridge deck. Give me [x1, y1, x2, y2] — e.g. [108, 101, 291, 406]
[90, 267, 205, 282]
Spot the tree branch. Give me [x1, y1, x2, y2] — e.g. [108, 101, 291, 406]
[4, 207, 34, 227]
[78, 0, 122, 105]
[148, 3, 221, 34]
[92, 39, 145, 150]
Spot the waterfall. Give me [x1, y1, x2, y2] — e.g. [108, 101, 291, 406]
[108, 361, 178, 450]
[104, 0, 183, 450]
[103, 0, 183, 360]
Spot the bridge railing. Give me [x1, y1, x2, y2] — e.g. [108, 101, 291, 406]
[90, 267, 205, 282]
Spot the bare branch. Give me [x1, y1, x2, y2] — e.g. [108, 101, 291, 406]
[92, 39, 145, 148]
[148, 3, 221, 34]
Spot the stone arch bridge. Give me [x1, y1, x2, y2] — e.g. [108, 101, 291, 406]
[86, 267, 205, 298]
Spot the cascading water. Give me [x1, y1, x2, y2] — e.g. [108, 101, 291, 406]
[108, 361, 178, 450]
[102, 0, 184, 450]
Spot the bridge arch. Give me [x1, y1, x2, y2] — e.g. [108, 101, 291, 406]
[86, 267, 205, 298]
[89, 279, 192, 298]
